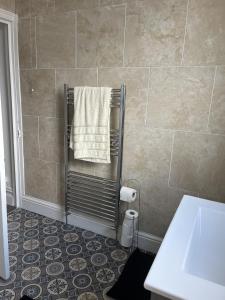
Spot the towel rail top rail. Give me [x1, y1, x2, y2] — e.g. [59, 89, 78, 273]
[64, 84, 126, 233]
[66, 88, 122, 108]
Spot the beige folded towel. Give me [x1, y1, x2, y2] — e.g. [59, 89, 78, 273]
[70, 86, 112, 163]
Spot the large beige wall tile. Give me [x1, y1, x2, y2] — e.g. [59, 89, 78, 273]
[21, 69, 56, 117]
[56, 68, 97, 90]
[147, 67, 215, 131]
[77, 6, 125, 67]
[170, 132, 225, 201]
[0, 0, 15, 12]
[31, 0, 55, 16]
[30, 17, 37, 68]
[198, 192, 225, 205]
[122, 125, 183, 236]
[209, 67, 225, 134]
[16, 0, 54, 17]
[16, 0, 30, 17]
[55, 0, 99, 12]
[98, 67, 149, 98]
[55, 68, 97, 117]
[124, 89, 148, 126]
[36, 13, 76, 68]
[99, 67, 149, 126]
[124, 0, 187, 66]
[25, 158, 57, 202]
[69, 157, 95, 176]
[183, 0, 225, 65]
[139, 178, 184, 237]
[56, 163, 64, 204]
[198, 190, 225, 207]
[123, 125, 173, 181]
[93, 158, 116, 180]
[68, 150, 95, 182]
[23, 116, 39, 159]
[18, 18, 32, 68]
[39, 117, 64, 163]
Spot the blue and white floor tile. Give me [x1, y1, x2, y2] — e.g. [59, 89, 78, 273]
[0, 207, 129, 300]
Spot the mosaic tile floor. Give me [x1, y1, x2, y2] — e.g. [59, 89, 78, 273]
[0, 207, 130, 300]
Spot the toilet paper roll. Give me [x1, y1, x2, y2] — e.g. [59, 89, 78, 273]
[125, 209, 139, 220]
[120, 186, 137, 203]
[120, 209, 138, 247]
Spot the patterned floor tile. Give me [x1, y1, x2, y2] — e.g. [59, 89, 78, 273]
[0, 206, 130, 299]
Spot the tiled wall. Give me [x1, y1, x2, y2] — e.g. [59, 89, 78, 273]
[16, 0, 225, 237]
[0, 0, 15, 12]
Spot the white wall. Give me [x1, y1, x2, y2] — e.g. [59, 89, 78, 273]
[0, 22, 13, 190]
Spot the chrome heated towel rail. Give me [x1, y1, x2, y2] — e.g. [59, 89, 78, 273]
[64, 84, 126, 232]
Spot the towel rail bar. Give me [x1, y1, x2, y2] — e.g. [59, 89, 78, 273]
[67, 205, 115, 222]
[68, 170, 117, 184]
[67, 202, 116, 218]
[67, 195, 116, 214]
[67, 180, 117, 195]
[66, 200, 116, 217]
[68, 184, 116, 200]
[67, 191, 116, 208]
[67, 177, 117, 190]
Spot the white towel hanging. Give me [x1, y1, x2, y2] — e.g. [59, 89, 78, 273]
[70, 86, 112, 164]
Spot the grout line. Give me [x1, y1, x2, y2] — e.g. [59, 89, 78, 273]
[23, 114, 37, 117]
[31, 157, 61, 165]
[149, 65, 217, 69]
[181, 0, 190, 65]
[54, 69, 57, 116]
[149, 126, 225, 137]
[144, 67, 151, 126]
[122, 4, 127, 67]
[75, 11, 78, 68]
[97, 67, 99, 86]
[97, 2, 126, 9]
[18, 16, 31, 20]
[54, 68, 57, 89]
[168, 133, 175, 187]
[38, 116, 64, 120]
[23, 115, 63, 120]
[119, 122, 225, 137]
[19, 65, 225, 70]
[37, 116, 40, 159]
[34, 16, 37, 69]
[29, 0, 32, 17]
[55, 162, 58, 202]
[29, 16, 33, 68]
[20, 67, 101, 71]
[22, 115, 61, 120]
[206, 66, 217, 129]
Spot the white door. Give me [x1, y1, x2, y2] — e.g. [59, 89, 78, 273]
[0, 89, 10, 280]
[0, 9, 24, 210]
[0, 22, 15, 205]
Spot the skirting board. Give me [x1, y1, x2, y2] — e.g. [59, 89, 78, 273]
[22, 195, 162, 253]
[7, 189, 15, 206]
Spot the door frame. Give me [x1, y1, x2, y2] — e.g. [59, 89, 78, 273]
[0, 8, 24, 208]
[0, 85, 10, 280]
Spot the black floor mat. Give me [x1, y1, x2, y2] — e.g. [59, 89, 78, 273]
[107, 248, 155, 300]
